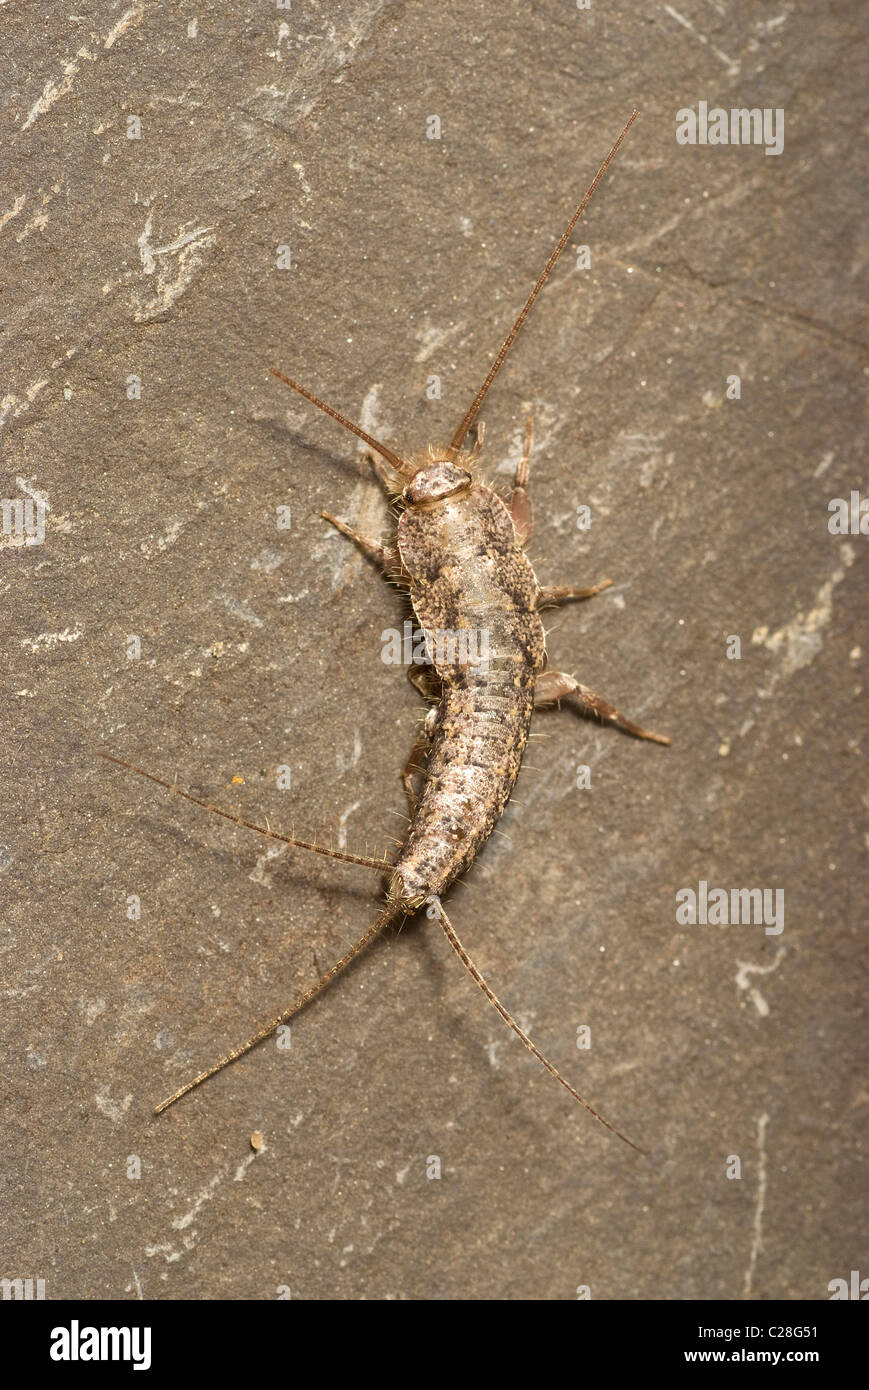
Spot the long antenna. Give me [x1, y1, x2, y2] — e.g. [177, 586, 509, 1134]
[97, 753, 392, 874]
[449, 109, 639, 454]
[436, 900, 645, 1155]
[269, 368, 415, 479]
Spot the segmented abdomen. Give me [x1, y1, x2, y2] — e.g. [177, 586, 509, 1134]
[391, 483, 545, 907]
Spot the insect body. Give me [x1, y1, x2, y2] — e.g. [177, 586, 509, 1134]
[391, 459, 544, 910]
[102, 110, 669, 1152]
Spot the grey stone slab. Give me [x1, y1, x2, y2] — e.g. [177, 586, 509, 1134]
[1, 0, 865, 1300]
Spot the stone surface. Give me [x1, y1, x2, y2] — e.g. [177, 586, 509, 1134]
[2, 1, 865, 1300]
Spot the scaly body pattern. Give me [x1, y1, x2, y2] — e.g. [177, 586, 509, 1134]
[101, 111, 670, 1153]
[393, 469, 544, 907]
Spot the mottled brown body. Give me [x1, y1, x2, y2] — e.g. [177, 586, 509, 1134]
[392, 478, 544, 907]
[105, 113, 669, 1149]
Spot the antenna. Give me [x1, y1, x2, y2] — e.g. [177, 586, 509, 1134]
[449, 110, 639, 453]
[269, 369, 415, 479]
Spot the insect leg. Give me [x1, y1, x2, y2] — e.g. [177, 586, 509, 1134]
[408, 664, 441, 702]
[320, 510, 400, 572]
[537, 578, 613, 605]
[533, 671, 671, 745]
[401, 702, 438, 815]
[508, 415, 534, 545]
